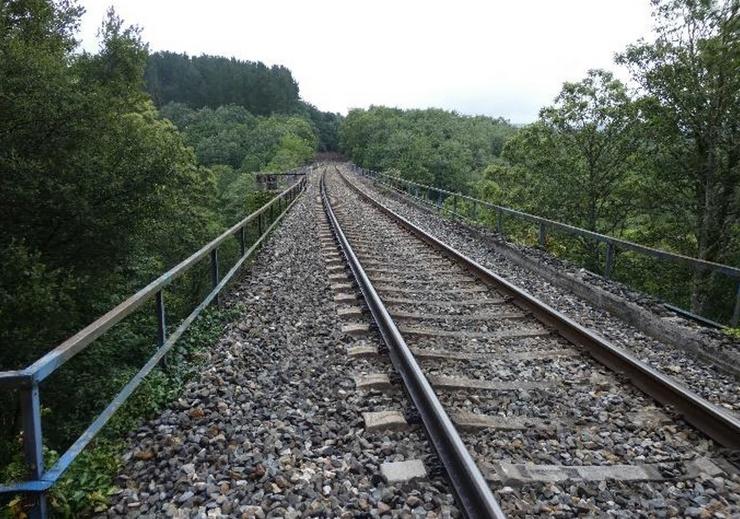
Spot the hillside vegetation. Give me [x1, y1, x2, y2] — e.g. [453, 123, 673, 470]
[146, 52, 342, 152]
[340, 107, 516, 191]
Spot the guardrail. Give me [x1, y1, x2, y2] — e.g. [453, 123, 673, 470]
[350, 164, 740, 327]
[0, 175, 306, 518]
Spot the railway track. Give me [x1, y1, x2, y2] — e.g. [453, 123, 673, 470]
[319, 165, 740, 518]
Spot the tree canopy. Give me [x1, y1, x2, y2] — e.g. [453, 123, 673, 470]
[340, 107, 516, 190]
[145, 51, 300, 115]
[617, 0, 739, 311]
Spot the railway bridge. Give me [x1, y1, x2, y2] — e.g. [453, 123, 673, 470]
[1, 163, 739, 518]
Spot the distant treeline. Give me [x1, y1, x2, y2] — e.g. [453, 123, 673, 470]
[340, 107, 517, 191]
[145, 52, 341, 151]
[145, 52, 300, 115]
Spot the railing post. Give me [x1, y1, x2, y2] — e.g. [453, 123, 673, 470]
[538, 222, 546, 248]
[239, 226, 246, 257]
[437, 190, 443, 210]
[605, 242, 615, 279]
[453, 195, 458, 217]
[210, 248, 220, 306]
[731, 281, 740, 328]
[258, 213, 263, 236]
[21, 383, 48, 519]
[155, 289, 169, 369]
[471, 201, 478, 221]
[496, 208, 503, 235]
[155, 290, 166, 347]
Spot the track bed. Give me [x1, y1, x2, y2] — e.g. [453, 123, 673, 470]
[322, 165, 740, 518]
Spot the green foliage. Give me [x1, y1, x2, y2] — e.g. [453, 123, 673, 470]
[159, 103, 316, 231]
[160, 103, 256, 168]
[266, 134, 316, 171]
[617, 0, 740, 312]
[0, 0, 212, 369]
[240, 115, 317, 173]
[145, 51, 300, 115]
[146, 54, 341, 152]
[49, 441, 123, 517]
[0, 243, 79, 371]
[491, 70, 642, 271]
[339, 106, 516, 191]
[295, 102, 342, 152]
[161, 104, 317, 177]
[501, 70, 640, 233]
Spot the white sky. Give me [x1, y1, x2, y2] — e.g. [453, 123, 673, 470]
[77, 1, 654, 124]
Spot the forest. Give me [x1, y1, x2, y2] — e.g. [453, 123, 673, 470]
[0, 1, 336, 515]
[146, 52, 342, 152]
[340, 0, 739, 322]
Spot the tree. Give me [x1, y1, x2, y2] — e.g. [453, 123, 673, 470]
[0, 1, 219, 369]
[339, 106, 516, 191]
[617, 0, 740, 312]
[295, 101, 342, 152]
[144, 52, 301, 115]
[503, 70, 640, 232]
[490, 70, 641, 270]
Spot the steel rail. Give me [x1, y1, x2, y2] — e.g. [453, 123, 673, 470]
[320, 170, 505, 519]
[336, 168, 740, 450]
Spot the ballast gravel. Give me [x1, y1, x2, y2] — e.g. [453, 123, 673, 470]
[103, 168, 458, 518]
[347, 165, 740, 414]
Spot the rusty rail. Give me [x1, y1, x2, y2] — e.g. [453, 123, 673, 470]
[0, 175, 307, 518]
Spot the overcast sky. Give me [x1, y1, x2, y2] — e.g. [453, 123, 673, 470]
[77, 1, 654, 124]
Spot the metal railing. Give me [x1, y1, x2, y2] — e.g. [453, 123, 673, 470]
[350, 164, 740, 327]
[0, 175, 306, 517]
